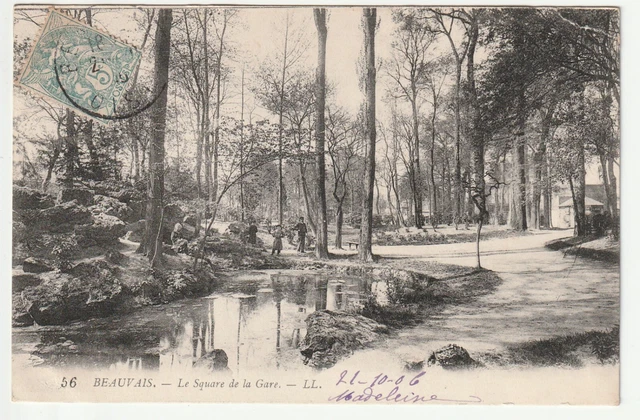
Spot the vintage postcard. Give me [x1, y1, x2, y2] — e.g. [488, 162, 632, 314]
[11, 4, 620, 405]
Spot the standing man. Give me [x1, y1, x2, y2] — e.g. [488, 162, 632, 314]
[247, 220, 258, 245]
[294, 217, 308, 254]
[270, 224, 284, 255]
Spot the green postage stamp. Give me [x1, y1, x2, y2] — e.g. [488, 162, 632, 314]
[18, 9, 142, 120]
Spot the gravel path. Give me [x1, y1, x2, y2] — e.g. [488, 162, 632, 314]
[347, 229, 620, 367]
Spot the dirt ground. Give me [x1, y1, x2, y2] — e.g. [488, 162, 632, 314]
[342, 229, 620, 369]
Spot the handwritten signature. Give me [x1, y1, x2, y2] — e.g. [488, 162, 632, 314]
[328, 370, 482, 404]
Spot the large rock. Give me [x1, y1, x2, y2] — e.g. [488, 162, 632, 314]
[12, 270, 43, 292]
[113, 187, 144, 204]
[226, 221, 248, 236]
[161, 204, 187, 242]
[127, 199, 146, 223]
[21, 201, 92, 233]
[75, 213, 126, 247]
[427, 344, 478, 369]
[13, 294, 34, 327]
[300, 310, 388, 369]
[183, 214, 200, 227]
[124, 220, 145, 243]
[193, 349, 232, 373]
[22, 257, 54, 273]
[164, 204, 185, 226]
[105, 249, 128, 265]
[162, 271, 213, 301]
[57, 188, 94, 206]
[13, 186, 54, 210]
[89, 195, 133, 221]
[21, 260, 131, 325]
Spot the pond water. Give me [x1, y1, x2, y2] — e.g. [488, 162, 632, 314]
[13, 271, 388, 375]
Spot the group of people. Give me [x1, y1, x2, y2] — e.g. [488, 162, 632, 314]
[171, 215, 309, 256]
[269, 217, 307, 255]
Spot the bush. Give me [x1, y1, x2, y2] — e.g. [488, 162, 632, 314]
[372, 215, 385, 228]
[357, 294, 421, 328]
[49, 234, 79, 271]
[346, 212, 362, 228]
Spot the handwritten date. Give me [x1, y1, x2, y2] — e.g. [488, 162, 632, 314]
[330, 370, 481, 404]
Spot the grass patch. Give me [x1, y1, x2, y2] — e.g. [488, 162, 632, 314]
[503, 326, 620, 367]
[373, 227, 532, 246]
[545, 236, 619, 263]
[545, 235, 595, 251]
[425, 268, 503, 305]
[355, 266, 502, 329]
[357, 296, 422, 329]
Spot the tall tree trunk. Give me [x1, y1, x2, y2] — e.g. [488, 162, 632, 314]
[334, 202, 344, 249]
[63, 110, 76, 188]
[438, 16, 465, 228]
[359, 7, 376, 262]
[42, 141, 61, 192]
[606, 157, 617, 218]
[202, 10, 213, 207]
[144, 8, 172, 267]
[385, 184, 395, 225]
[543, 152, 551, 228]
[599, 152, 611, 213]
[391, 173, 404, 226]
[430, 109, 437, 226]
[453, 62, 463, 223]
[532, 103, 555, 229]
[204, 122, 211, 204]
[411, 99, 423, 228]
[299, 163, 317, 234]
[465, 11, 485, 268]
[239, 66, 246, 221]
[531, 159, 541, 230]
[597, 129, 618, 225]
[83, 119, 101, 179]
[574, 145, 587, 236]
[517, 135, 527, 230]
[212, 12, 228, 205]
[513, 51, 528, 230]
[606, 156, 618, 238]
[508, 149, 520, 229]
[442, 156, 448, 215]
[277, 15, 290, 226]
[374, 178, 380, 216]
[132, 135, 140, 182]
[313, 8, 329, 259]
[531, 147, 547, 230]
[195, 107, 203, 197]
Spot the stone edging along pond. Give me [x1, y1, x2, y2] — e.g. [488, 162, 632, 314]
[13, 253, 504, 371]
[13, 252, 499, 354]
[13, 256, 434, 326]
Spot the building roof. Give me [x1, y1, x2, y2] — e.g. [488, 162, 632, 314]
[585, 184, 608, 205]
[559, 197, 605, 208]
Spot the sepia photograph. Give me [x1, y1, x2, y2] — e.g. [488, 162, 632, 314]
[10, 3, 622, 406]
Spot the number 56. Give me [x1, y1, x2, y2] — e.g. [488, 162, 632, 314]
[61, 377, 77, 388]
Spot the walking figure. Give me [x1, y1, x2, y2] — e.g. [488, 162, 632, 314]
[271, 225, 284, 255]
[247, 220, 258, 245]
[295, 217, 307, 254]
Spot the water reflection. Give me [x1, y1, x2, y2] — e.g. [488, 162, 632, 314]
[156, 273, 375, 375]
[19, 272, 386, 374]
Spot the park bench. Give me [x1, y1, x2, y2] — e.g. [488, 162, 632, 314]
[347, 241, 359, 250]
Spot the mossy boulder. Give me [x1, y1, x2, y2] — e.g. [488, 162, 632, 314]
[300, 310, 388, 369]
[427, 344, 478, 369]
[13, 186, 54, 210]
[57, 187, 94, 207]
[21, 260, 132, 325]
[75, 213, 126, 247]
